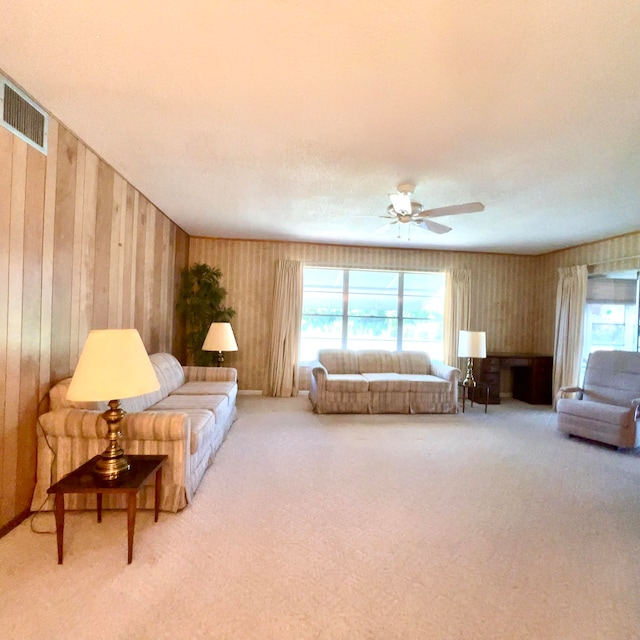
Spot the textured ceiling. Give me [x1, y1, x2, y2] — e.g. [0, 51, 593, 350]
[1, 1, 639, 254]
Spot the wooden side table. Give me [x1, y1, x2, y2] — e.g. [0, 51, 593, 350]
[47, 454, 167, 564]
[458, 381, 489, 413]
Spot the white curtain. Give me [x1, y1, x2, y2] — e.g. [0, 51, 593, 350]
[443, 269, 471, 367]
[264, 260, 303, 397]
[552, 265, 588, 408]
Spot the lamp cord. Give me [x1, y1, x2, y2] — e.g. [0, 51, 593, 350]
[29, 418, 57, 534]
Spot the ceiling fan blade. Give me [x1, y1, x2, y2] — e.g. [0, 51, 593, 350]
[389, 193, 412, 215]
[420, 219, 452, 234]
[418, 202, 485, 219]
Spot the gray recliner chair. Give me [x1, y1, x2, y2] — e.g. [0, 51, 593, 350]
[556, 350, 640, 449]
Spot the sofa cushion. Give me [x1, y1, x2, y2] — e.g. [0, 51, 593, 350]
[151, 394, 229, 415]
[393, 351, 431, 375]
[361, 372, 411, 392]
[325, 374, 369, 392]
[171, 381, 236, 397]
[402, 374, 451, 393]
[557, 398, 634, 427]
[318, 349, 360, 374]
[357, 350, 395, 374]
[48, 377, 162, 413]
[150, 353, 186, 397]
[49, 378, 108, 412]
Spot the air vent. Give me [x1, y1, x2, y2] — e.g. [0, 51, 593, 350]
[1, 76, 48, 154]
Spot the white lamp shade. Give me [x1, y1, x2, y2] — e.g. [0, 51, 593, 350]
[202, 322, 238, 352]
[66, 329, 160, 401]
[458, 330, 487, 358]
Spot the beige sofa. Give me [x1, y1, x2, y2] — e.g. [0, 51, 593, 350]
[31, 353, 237, 513]
[309, 349, 461, 414]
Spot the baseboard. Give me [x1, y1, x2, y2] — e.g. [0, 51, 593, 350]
[0, 507, 31, 539]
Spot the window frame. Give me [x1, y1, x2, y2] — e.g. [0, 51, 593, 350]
[300, 266, 445, 363]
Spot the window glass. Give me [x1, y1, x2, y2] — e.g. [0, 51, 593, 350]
[580, 270, 640, 382]
[300, 268, 344, 361]
[402, 319, 444, 361]
[300, 267, 445, 362]
[347, 292, 398, 317]
[347, 317, 398, 350]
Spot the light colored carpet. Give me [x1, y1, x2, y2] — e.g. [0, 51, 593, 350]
[1, 395, 640, 639]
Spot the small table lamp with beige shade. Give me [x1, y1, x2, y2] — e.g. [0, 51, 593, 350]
[458, 330, 487, 387]
[65, 329, 160, 482]
[202, 322, 238, 366]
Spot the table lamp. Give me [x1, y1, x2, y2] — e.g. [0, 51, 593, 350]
[202, 322, 238, 366]
[458, 330, 487, 387]
[66, 329, 160, 481]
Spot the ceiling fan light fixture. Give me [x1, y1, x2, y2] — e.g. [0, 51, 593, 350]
[389, 193, 412, 215]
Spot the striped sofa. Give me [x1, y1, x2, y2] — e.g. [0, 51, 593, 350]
[31, 353, 237, 513]
[309, 349, 461, 414]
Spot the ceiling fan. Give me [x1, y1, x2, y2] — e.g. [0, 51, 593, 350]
[382, 182, 485, 234]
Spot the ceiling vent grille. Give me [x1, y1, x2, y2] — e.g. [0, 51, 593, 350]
[1, 76, 48, 154]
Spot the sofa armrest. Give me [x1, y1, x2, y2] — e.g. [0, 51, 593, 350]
[430, 362, 461, 385]
[309, 360, 328, 407]
[38, 408, 190, 442]
[310, 361, 328, 384]
[183, 365, 238, 383]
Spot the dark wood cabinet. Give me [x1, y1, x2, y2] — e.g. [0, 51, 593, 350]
[474, 353, 553, 405]
[475, 356, 501, 404]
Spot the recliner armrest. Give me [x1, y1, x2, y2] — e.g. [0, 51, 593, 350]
[556, 386, 584, 403]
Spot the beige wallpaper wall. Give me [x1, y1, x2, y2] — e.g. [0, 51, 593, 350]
[189, 238, 541, 390]
[0, 114, 188, 532]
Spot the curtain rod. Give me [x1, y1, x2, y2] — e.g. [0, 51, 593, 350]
[587, 253, 640, 269]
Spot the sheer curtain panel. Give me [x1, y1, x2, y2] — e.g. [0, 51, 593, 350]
[552, 265, 588, 408]
[264, 260, 303, 397]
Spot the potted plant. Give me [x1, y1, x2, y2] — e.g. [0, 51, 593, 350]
[176, 263, 235, 365]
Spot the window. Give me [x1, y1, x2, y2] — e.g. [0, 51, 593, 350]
[300, 267, 445, 362]
[580, 271, 640, 381]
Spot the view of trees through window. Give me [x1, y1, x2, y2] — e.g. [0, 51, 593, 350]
[300, 267, 445, 362]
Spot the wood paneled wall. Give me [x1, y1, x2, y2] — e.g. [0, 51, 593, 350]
[0, 119, 188, 532]
[189, 238, 541, 391]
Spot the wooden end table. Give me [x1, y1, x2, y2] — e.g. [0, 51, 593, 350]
[47, 454, 167, 564]
[458, 381, 489, 413]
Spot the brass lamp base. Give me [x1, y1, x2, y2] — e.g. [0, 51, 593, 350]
[94, 399, 131, 482]
[216, 350, 224, 367]
[462, 357, 477, 387]
[94, 452, 130, 482]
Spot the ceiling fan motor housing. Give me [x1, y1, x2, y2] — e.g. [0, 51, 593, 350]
[397, 182, 415, 195]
